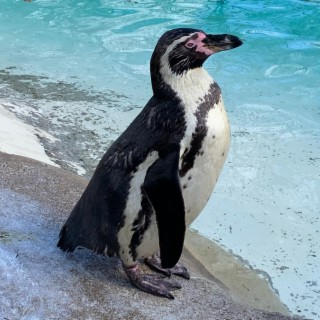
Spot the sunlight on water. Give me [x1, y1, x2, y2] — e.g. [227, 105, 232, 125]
[0, 0, 319, 318]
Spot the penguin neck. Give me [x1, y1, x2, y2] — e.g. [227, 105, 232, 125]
[152, 63, 214, 113]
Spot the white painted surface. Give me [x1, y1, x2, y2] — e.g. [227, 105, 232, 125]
[0, 101, 58, 167]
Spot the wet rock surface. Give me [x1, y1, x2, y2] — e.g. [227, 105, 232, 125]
[0, 152, 301, 320]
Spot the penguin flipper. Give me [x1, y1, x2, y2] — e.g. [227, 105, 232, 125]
[143, 144, 185, 269]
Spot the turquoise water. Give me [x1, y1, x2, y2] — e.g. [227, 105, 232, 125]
[1, 0, 319, 318]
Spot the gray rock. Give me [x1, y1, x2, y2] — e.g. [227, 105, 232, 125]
[0, 152, 301, 320]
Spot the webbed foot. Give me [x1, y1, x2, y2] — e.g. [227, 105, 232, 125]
[145, 253, 190, 279]
[123, 264, 181, 299]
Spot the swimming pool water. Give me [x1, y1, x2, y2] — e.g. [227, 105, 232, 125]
[0, 0, 319, 318]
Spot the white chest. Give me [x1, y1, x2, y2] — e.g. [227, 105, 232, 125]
[167, 68, 231, 225]
[180, 99, 230, 225]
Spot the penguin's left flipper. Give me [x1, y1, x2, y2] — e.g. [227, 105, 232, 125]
[143, 144, 185, 269]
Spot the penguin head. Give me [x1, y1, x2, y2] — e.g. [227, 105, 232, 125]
[151, 28, 243, 76]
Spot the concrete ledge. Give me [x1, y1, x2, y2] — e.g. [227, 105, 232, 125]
[0, 152, 300, 319]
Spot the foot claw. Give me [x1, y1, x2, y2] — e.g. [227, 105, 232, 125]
[123, 264, 181, 299]
[145, 254, 190, 279]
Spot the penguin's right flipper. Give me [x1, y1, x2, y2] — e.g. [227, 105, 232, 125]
[143, 144, 185, 269]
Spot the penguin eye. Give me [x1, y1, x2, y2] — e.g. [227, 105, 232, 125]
[185, 42, 196, 49]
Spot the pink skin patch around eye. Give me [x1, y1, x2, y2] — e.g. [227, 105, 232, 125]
[185, 32, 214, 56]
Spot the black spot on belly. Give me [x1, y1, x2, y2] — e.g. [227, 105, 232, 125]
[188, 176, 192, 180]
[183, 184, 187, 189]
[179, 83, 221, 177]
[222, 152, 225, 157]
[129, 191, 153, 261]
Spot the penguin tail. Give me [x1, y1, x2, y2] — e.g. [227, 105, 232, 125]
[57, 194, 111, 254]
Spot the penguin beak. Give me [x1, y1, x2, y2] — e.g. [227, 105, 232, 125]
[203, 34, 243, 53]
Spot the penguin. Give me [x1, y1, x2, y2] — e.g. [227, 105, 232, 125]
[58, 28, 242, 299]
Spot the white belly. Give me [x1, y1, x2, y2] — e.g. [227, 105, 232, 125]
[180, 99, 230, 226]
[117, 151, 160, 265]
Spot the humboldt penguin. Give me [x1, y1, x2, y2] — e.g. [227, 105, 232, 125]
[58, 28, 242, 299]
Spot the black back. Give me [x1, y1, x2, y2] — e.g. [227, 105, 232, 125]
[57, 94, 186, 255]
